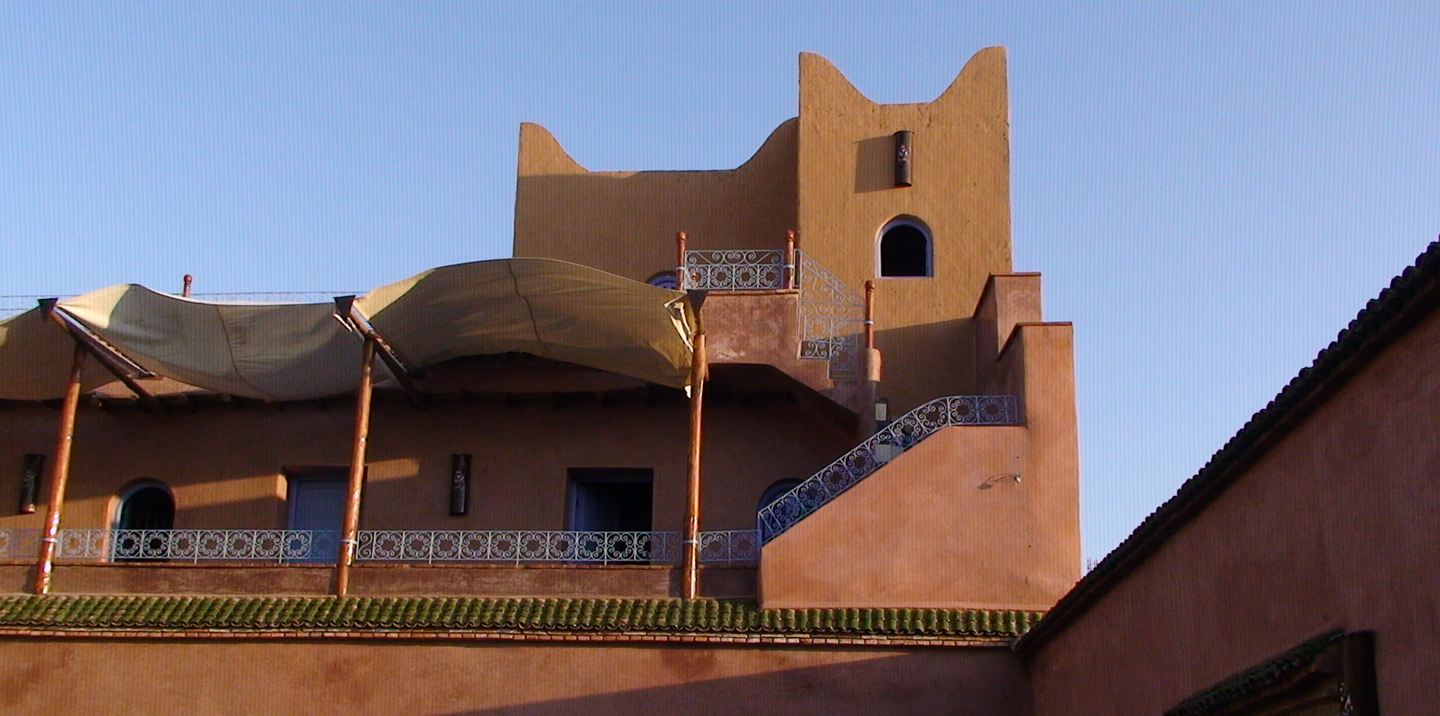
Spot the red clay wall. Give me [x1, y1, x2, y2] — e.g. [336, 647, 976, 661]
[1026, 308, 1440, 715]
[0, 639, 1030, 716]
[758, 319, 1080, 611]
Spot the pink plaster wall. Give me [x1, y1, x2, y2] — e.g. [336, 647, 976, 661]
[0, 639, 1030, 716]
[1026, 308, 1440, 715]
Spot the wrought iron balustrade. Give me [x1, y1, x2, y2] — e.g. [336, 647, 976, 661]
[758, 395, 1021, 543]
[0, 528, 39, 558]
[795, 250, 864, 376]
[682, 250, 787, 291]
[354, 530, 763, 566]
[698, 529, 761, 565]
[356, 529, 677, 564]
[2, 528, 762, 566]
[677, 248, 864, 378]
[53, 529, 340, 562]
[2, 292, 360, 320]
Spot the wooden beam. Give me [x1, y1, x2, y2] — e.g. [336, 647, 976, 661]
[33, 344, 85, 595]
[39, 300, 163, 413]
[335, 298, 426, 409]
[334, 337, 376, 597]
[680, 331, 708, 600]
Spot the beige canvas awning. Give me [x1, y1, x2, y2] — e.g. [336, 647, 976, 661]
[0, 258, 697, 401]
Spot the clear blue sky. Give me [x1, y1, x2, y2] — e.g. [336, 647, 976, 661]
[3, 3, 1437, 563]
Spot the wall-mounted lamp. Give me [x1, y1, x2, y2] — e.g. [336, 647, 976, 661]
[894, 130, 913, 187]
[19, 454, 43, 514]
[449, 454, 472, 516]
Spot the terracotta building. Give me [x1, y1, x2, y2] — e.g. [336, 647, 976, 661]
[0, 45, 1428, 716]
[0, 48, 1078, 714]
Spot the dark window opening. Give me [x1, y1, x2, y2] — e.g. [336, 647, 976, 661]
[880, 223, 930, 277]
[117, 485, 174, 531]
[568, 468, 654, 533]
[113, 483, 175, 562]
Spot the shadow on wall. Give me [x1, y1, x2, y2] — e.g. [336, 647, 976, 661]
[854, 136, 898, 194]
[515, 172, 797, 279]
[430, 651, 1028, 716]
[871, 319, 974, 413]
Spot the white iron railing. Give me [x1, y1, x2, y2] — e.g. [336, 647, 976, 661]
[0, 527, 39, 558]
[795, 251, 863, 376]
[1, 292, 359, 320]
[355, 529, 761, 566]
[356, 529, 678, 564]
[698, 529, 761, 565]
[0, 528, 762, 566]
[679, 248, 865, 379]
[52, 529, 340, 562]
[758, 395, 1021, 543]
[682, 250, 787, 291]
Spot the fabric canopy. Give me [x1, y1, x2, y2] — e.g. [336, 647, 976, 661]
[0, 258, 697, 401]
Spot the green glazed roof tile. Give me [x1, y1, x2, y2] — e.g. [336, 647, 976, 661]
[0, 596, 1041, 639]
[1165, 630, 1344, 716]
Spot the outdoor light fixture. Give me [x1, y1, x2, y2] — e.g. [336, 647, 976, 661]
[894, 130, 913, 187]
[449, 454, 471, 516]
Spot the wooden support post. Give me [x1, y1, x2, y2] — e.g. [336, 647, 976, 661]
[784, 230, 797, 290]
[864, 280, 877, 349]
[335, 337, 376, 597]
[33, 343, 86, 595]
[675, 231, 688, 290]
[680, 332, 707, 600]
[860, 281, 883, 442]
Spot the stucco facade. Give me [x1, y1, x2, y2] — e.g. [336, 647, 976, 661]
[0, 42, 1431, 716]
[0, 48, 1092, 714]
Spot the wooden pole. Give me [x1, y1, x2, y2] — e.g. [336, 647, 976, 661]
[784, 230, 797, 290]
[680, 332, 707, 599]
[335, 337, 376, 597]
[864, 280, 877, 349]
[675, 231, 688, 289]
[33, 343, 86, 595]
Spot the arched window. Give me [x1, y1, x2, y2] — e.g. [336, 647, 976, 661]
[113, 482, 175, 561]
[646, 271, 679, 290]
[756, 479, 803, 536]
[878, 218, 932, 277]
[757, 479, 802, 514]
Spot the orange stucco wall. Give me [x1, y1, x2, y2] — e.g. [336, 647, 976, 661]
[797, 49, 1014, 412]
[1025, 307, 1440, 715]
[0, 639, 1030, 716]
[511, 49, 1018, 414]
[0, 379, 850, 540]
[513, 119, 799, 283]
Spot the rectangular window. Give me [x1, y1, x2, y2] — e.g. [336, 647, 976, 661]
[567, 468, 653, 533]
[284, 467, 348, 562]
